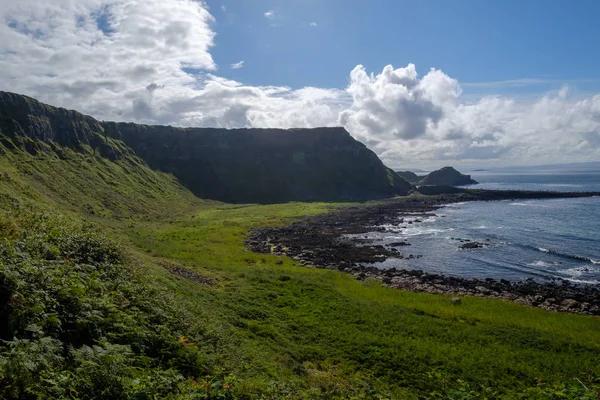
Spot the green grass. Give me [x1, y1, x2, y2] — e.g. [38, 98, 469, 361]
[1, 141, 599, 399]
[125, 203, 600, 398]
[0, 141, 203, 219]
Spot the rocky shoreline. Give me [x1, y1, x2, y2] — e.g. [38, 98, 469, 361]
[246, 191, 600, 315]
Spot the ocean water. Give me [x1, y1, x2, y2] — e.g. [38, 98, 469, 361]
[366, 171, 600, 283]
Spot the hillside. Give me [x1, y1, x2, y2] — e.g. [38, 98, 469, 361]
[0, 91, 411, 204]
[0, 91, 202, 218]
[0, 91, 599, 399]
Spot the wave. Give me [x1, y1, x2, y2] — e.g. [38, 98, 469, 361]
[558, 265, 599, 276]
[540, 183, 582, 187]
[509, 201, 550, 208]
[536, 247, 599, 264]
[562, 277, 600, 284]
[527, 260, 561, 268]
[444, 202, 470, 208]
[469, 256, 552, 280]
[403, 227, 454, 236]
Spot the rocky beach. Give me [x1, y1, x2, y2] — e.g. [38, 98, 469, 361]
[247, 190, 600, 315]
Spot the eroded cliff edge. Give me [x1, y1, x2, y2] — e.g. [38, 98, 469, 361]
[0, 91, 411, 203]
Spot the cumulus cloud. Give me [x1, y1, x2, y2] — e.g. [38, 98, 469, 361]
[231, 61, 244, 69]
[0, 0, 215, 122]
[309, 22, 317, 27]
[1, 0, 599, 167]
[264, 10, 275, 20]
[341, 64, 446, 141]
[338, 64, 600, 167]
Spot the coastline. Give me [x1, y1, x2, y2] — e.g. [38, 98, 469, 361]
[246, 190, 600, 315]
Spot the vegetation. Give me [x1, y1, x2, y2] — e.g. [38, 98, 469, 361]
[0, 139, 599, 398]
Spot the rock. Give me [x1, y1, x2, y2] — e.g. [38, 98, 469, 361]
[514, 297, 530, 305]
[475, 286, 491, 294]
[418, 166, 478, 186]
[160, 263, 214, 286]
[460, 242, 485, 249]
[560, 299, 579, 309]
[450, 297, 461, 305]
[388, 241, 411, 247]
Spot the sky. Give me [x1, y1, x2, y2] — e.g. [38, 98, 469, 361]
[1, 0, 600, 169]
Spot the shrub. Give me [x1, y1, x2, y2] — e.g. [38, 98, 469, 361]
[0, 211, 231, 399]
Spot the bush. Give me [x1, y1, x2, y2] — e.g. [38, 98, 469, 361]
[0, 211, 232, 399]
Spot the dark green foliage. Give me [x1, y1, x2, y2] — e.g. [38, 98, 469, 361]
[0, 212, 234, 399]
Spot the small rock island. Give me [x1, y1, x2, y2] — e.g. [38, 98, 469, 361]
[396, 166, 478, 186]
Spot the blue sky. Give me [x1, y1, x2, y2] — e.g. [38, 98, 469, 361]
[2, 0, 600, 168]
[209, 0, 600, 94]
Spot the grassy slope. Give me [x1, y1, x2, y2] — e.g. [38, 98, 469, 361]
[0, 141, 203, 219]
[126, 204, 600, 398]
[1, 144, 599, 399]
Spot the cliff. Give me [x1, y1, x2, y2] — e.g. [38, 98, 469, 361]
[0, 91, 127, 160]
[419, 166, 478, 186]
[106, 123, 412, 203]
[0, 91, 411, 203]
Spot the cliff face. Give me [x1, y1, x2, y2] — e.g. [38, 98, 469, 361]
[0, 91, 411, 203]
[0, 92, 126, 160]
[106, 123, 412, 203]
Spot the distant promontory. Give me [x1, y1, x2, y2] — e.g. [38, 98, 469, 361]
[396, 166, 478, 186]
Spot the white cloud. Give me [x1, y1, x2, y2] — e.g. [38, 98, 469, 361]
[1, 0, 599, 168]
[231, 61, 244, 69]
[0, 0, 215, 122]
[340, 64, 600, 167]
[309, 22, 317, 27]
[264, 10, 275, 20]
[221, 5, 226, 12]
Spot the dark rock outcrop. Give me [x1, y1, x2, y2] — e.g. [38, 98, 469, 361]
[0, 91, 412, 203]
[459, 241, 486, 249]
[419, 166, 478, 186]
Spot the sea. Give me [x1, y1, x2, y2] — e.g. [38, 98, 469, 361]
[366, 169, 600, 284]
